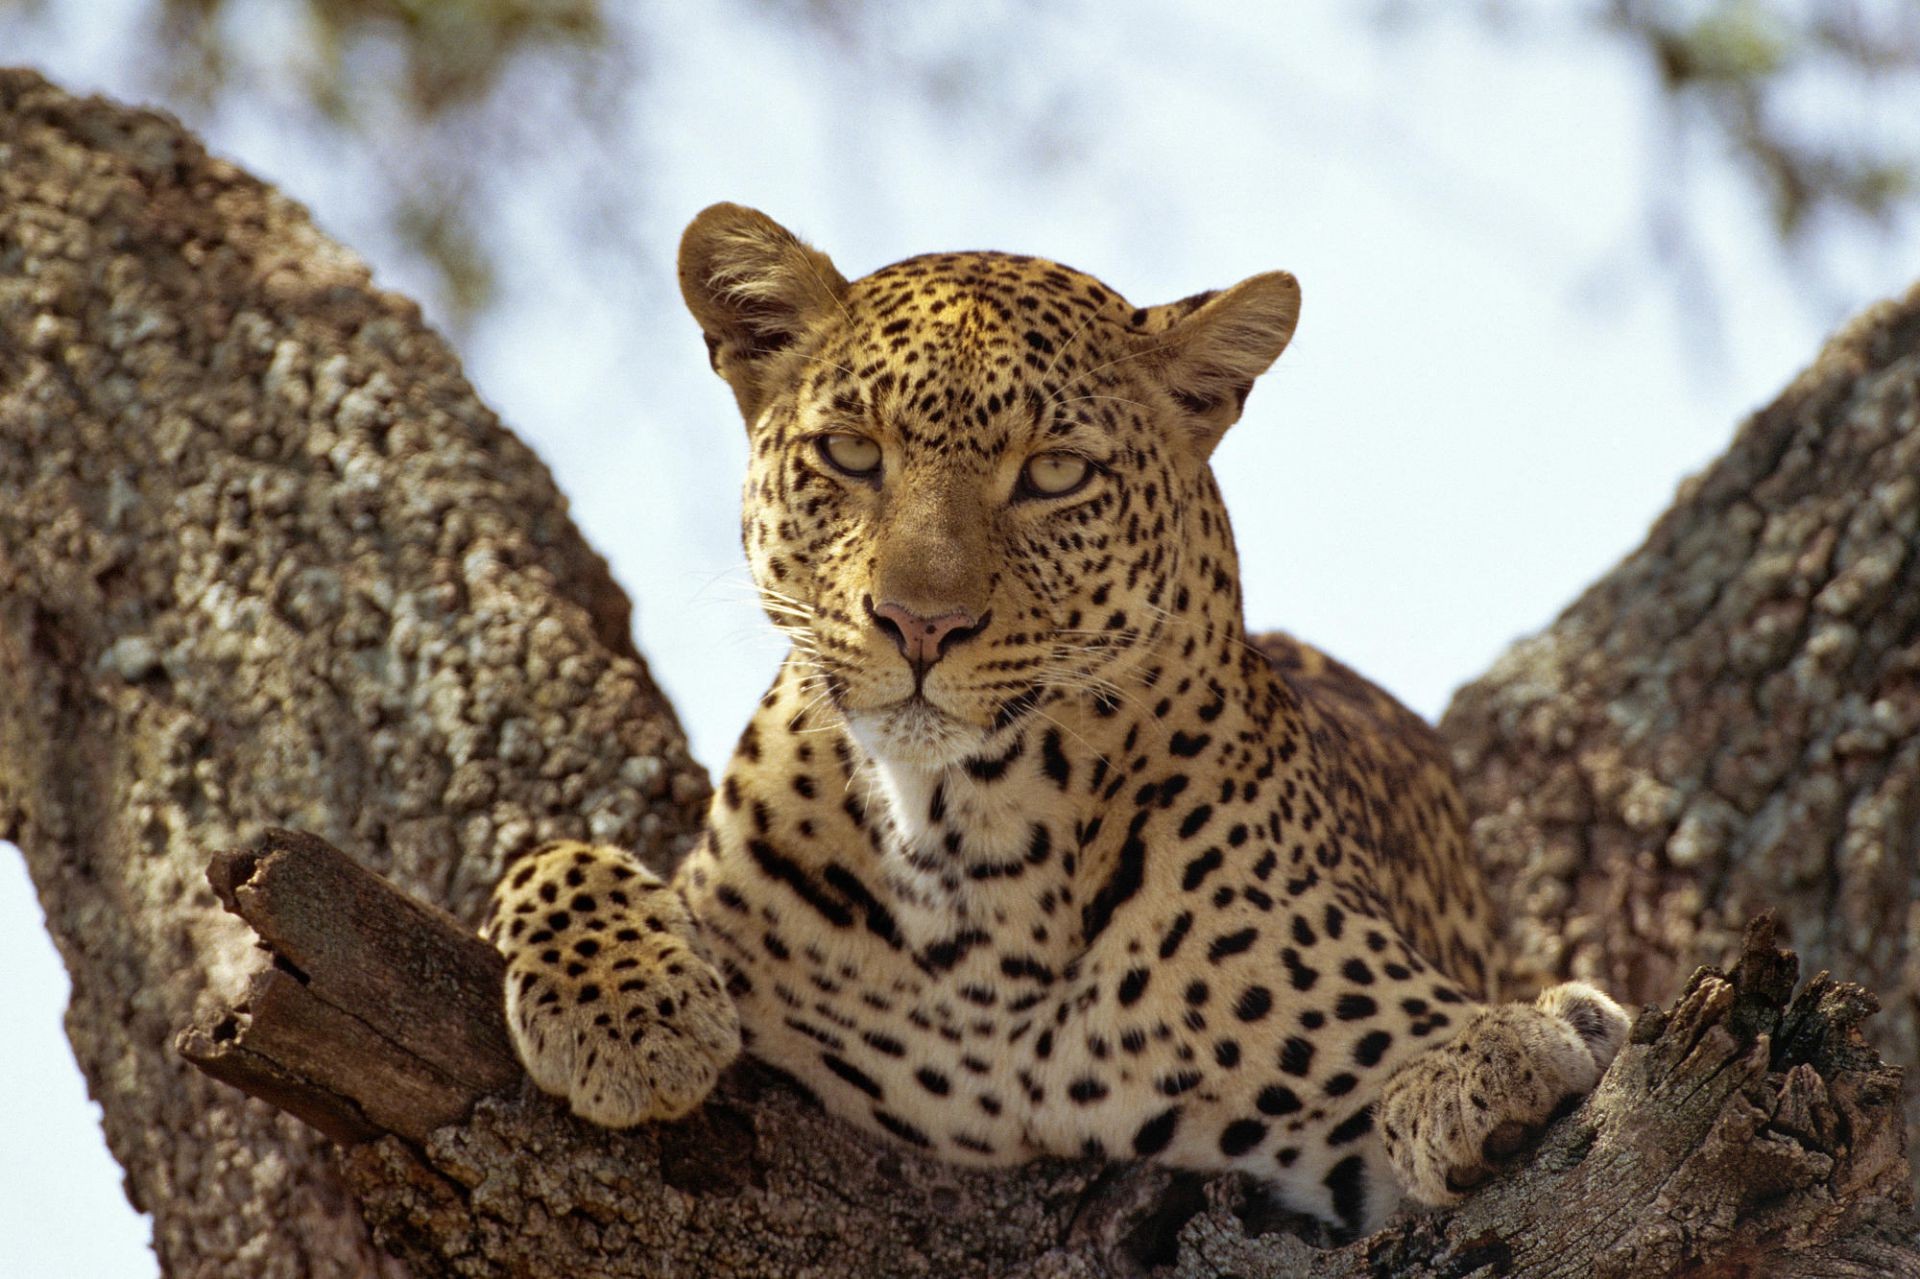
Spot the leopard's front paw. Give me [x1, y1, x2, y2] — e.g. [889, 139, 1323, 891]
[486, 841, 741, 1127]
[1378, 981, 1629, 1206]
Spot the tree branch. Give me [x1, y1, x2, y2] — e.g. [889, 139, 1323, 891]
[177, 828, 519, 1146]
[185, 829, 1915, 1277]
[4, 66, 1917, 1277]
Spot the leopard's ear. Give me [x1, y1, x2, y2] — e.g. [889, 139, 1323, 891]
[1148, 271, 1300, 456]
[679, 203, 849, 422]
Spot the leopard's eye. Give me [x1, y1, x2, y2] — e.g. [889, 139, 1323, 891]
[817, 433, 882, 479]
[1019, 452, 1093, 499]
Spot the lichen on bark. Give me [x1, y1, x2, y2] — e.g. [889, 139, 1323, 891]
[1442, 285, 1920, 1163]
[0, 68, 705, 1276]
[2, 67, 1917, 1278]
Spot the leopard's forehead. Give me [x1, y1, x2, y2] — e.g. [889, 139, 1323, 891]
[842, 254, 1145, 368]
[796, 252, 1162, 447]
[851, 251, 1137, 319]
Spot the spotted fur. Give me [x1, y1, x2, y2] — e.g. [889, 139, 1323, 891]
[484, 204, 1629, 1232]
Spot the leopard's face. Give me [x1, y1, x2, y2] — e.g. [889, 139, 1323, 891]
[741, 258, 1206, 766]
[681, 208, 1300, 769]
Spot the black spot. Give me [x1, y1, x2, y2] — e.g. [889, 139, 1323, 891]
[1354, 1030, 1393, 1067]
[1234, 986, 1273, 1022]
[872, 1109, 933, 1149]
[915, 1067, 952, 1096]
[1180, 847, 1224, 891]
[1325, 1154, 1368, 1230]
[1256, 1084, 1302, 1116]
[920, 928, 990, 972]
[1132, 1107, 1181, 1156]
[1218, 1118, 1267, 1157]
[1279, 1036, 1315, 1076]
[1068, 1077, 1110, 1104]
[1157, 1070, 1203, 1097]
[1324, 1073, 1358, 1097]
[1335, 994, 1378, 1021]
[821, 1053, 883, 1099]
[1341, 958, 1375, 986]
[1169, 730, 1211, 758]
[1000, 953, 1057, 985]
[1214, 1039, 1241, 1068]
[1082, 812, 1149, 943]
[820, 863, 904, 947]
[747, 839, 852, 928]
[964, 737, 1025, 782]
[1281, 949, 1320, 991]
[1040, 729, 1071, 788]
[1158, 911, 1194, 960]
[1178, 805, 1213, 839]
[1327, 1108, 1374, 1147]
[1208, 928, 1258, 962]
[1118, 967, 1151, 1007]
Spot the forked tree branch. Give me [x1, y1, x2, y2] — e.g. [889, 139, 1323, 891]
[2, 68, 1917, 1277]
[180, 828, 1915, 1277]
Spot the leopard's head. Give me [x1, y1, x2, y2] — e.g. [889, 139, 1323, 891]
[680, 203, 1300, 768]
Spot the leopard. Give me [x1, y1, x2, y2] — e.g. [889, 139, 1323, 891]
[482, 203, 1631, 1234]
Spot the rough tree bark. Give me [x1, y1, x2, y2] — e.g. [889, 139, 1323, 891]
[0, 70, 1914, 1277]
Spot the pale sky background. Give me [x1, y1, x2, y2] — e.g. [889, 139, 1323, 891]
[3, 3, 1917, 1273]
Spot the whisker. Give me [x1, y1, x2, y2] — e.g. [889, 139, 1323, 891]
[1039, 310, 1103, 384]
[1045, 333, 1185, 408]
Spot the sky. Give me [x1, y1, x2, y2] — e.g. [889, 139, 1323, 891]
[3, 3, 1917, 1273]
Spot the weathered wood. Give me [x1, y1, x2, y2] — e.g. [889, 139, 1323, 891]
[1440, 282, 1920, 1175]
[0, 66, 709, 1277]
[177, 828, 519, 1146]
[5, 66, 1920, 1277]
[1176, 917, 1918, 1278]
[184, 827, 1918, 1278]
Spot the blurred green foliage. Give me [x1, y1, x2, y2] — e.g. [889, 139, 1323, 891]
[6, 0, 631, 323]
[157, 0, 606, 112]
[2, 0, 1914, 327]
[1611, 0, 1917, 242]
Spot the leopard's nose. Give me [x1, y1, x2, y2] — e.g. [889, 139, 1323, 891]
[868, 599, 989, 668]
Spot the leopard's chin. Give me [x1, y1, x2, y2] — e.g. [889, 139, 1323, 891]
[843, 695, 985, 770]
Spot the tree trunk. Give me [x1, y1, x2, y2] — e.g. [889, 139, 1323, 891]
[1, 70, 1914, 1277]
[0, 69, 709, 1277]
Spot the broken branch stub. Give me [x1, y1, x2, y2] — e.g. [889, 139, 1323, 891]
[181, 833, 1917, 1278]
[178, 828, 519, 1146]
